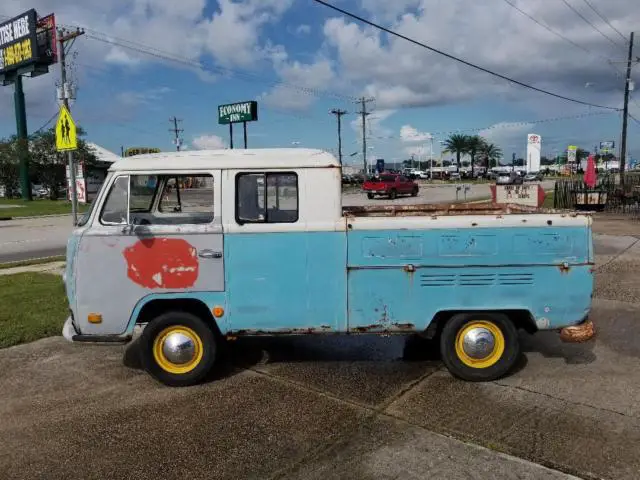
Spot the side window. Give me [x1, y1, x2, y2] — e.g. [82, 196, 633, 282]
[157, 174, 214, 224]
[100, 175, 129, 224]
[236, 172, 298, 224]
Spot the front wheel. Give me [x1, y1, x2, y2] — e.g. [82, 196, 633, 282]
[411, 187, 419, 197]
[367, 193, 374, 199]
[440, 312, 519, 382]
[140, 311, 218, 387]
[389, 189, 397, 199]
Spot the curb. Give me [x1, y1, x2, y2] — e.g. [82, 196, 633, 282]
[0, 213, 73, 221]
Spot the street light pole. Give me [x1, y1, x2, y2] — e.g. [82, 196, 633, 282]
[429, 135, 434, 180]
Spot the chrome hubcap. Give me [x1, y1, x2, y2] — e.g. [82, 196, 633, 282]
[162, 332, 196, 365]
[462, 327, 496, 359]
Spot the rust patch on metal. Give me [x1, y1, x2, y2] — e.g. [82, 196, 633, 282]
[392, 322, 415, 330]
[232, 325, 334, 336]
[558, 262, 571, 274]
[403, 264, 416, 273]
[344, 202, 566, 218]
[560, 319, 595, 343]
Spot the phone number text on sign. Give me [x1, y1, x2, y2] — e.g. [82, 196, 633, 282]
[0, 38, 33, 69]
[496, 185, 538, 206]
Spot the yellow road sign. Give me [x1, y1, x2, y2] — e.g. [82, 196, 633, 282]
[55, 105, 77, 151]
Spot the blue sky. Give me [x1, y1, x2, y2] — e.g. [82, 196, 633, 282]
[0, 0, 639, 166]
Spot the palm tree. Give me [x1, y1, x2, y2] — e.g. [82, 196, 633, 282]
[442, 134, 468, 172]
[465, 135, 484, 178]
[479, 141, 502, 172]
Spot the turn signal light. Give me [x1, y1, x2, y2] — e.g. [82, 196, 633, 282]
[88, 313, 103, 324]
[212, 306, 225, 318]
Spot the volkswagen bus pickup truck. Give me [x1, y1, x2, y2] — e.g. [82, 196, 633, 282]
[62, 148, 595, 386]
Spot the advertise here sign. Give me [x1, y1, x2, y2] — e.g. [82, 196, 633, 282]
[491, 184, 545, 207]
[0, 9, 38, 75]
[218, 101, 258, 125]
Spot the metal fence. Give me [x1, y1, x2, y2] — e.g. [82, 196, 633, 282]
[554, 173, 640, 215]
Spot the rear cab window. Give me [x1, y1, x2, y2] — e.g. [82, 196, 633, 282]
[235, 172, 298, 224]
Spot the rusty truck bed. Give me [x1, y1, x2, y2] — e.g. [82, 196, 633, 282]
[342, 202, 581, 217]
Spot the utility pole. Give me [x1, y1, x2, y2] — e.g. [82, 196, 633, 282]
[330, 109, 347, 165]
[357, 97, 374, 174]
[620, 32, 634, 185]
[169, 117, 184, 151]
[58, 27, 85, 225]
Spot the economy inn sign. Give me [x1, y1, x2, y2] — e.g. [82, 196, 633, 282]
[218, 101, 258, 125]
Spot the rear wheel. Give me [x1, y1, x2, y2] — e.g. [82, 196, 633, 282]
[411, 187, 419, 197]
[389, 189, 397, 199]
[140, 311, 218, 387]
[440, 312, 519, 382]
[367, 193, 374, 199]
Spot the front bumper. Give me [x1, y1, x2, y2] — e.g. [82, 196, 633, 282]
[560, 318, 595, 343]
[62, 316, 132, 344]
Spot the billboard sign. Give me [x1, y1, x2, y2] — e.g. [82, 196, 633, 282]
[526, 133, 541, 173]
[599, 140, 615, 154]
[0, 10, 39, 76]
[123, 147, 161, 157]
[218, 101, 258, 125]
[567, 145, 578, 163]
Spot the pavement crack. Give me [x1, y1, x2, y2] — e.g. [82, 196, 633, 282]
[493, 381, 640, 421]
[377, 366, 442, 412]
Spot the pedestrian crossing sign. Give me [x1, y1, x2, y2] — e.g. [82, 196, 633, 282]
[55, 105, 77, 151]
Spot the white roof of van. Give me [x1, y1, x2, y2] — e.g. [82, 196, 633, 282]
[108, 148, 340, 171]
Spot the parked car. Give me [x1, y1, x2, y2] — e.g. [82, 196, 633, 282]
[496, 171, 523, 185]
[362, 174, 419, 199]
[449, 172, 461, 181]
[523, 172, 543, 182]
[61, 148, 595, 387]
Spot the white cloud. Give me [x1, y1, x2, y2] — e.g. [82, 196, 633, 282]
[296, 24, 311, 35]
[321, 0, 640, 111]
[192, 134, 227, 150]
[400, 125, 432, 142]
[478, 122, 535, 153]
[261, 56, 334, 111]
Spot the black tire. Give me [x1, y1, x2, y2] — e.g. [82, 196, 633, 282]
[411, 187, 419, 197]
[440, 312, 519, 382]
[389, 189, 397, 199]
[139, 311, 218, 387]
[367, 193, 374, 199]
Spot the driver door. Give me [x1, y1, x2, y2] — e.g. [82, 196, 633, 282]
[74, 170, 224, 336]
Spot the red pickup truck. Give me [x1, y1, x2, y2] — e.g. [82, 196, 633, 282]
[362, 174, 419, 199]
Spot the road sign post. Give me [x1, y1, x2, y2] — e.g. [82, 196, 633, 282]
[55, 104, 79, 222]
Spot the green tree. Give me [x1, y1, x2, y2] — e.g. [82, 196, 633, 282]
[442, 134, 469, 172]
[465, 135, 484, 177]
[479, 141, 502, 170]
[0, 137, 20, 197]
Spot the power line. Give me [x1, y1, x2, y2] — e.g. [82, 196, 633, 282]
[500, 0, 624, 74]
[83, 33, 356, 103]
[311, 0, 621, 111]
[32, 112, 58, 134]
[559, 0, 626, 50]
[580, 0, 627, 43]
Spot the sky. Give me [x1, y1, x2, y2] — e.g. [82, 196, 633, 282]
[0, 0, 639, 168]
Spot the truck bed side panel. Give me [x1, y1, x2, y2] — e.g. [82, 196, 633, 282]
[346, 220, 592, 332]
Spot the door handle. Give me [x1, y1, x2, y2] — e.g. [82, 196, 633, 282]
[198, 249, 222, 259]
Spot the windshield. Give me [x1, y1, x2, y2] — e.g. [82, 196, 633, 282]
[379, 175, 396, 182]
[76, 173, 111, 227]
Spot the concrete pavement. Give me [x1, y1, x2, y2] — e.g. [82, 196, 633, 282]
[0, 224, 639, 479]
[0, 215, 72, 263]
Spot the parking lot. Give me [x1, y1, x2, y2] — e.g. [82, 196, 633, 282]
[1, 217, 639, 479]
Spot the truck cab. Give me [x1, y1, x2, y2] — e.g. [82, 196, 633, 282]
[63, 148, 594, 386]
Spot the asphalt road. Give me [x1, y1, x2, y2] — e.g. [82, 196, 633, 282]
[0, 230, 638, 479]
[0, 181, 555, 263]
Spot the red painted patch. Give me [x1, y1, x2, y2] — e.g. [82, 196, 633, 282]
[123, 238, 199, 289]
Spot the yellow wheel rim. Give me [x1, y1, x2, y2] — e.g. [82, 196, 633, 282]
[152, 325, 204, 374]
[454, 321, 505, 369]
